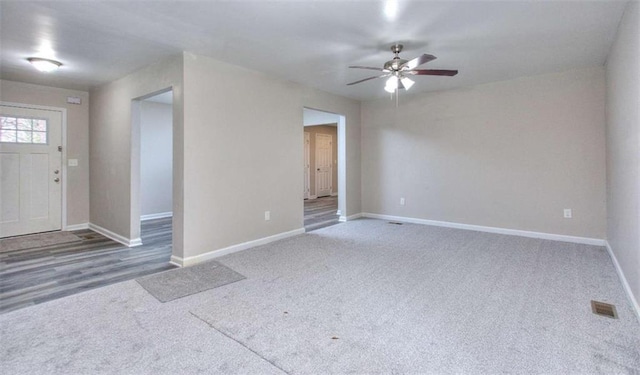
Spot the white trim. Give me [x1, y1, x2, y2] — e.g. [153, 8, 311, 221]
[141, 212, 173, 221]
[308, 195, 318, 200]
[0, 101, 68, 232]
[170, 228, 305, 267]
[89, 223, 142, 247]
[361, 213, 606, 246]
[64, 223, 89, 231]
[605, 241, 640, 323]
[304, 131, 310, 200]
[330, 192, 338, 197]
[339, 213, 362, 222]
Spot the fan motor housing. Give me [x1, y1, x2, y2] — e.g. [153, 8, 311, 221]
[384, 58, 408, 71]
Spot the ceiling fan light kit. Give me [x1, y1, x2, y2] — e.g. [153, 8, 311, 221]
[348, 44, 458, 100]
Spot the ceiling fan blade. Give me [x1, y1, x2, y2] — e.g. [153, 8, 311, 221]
[346, 74, 389, 86]
[400, 54, 437, 70]
[349, 66, 386, 71]
[409, 69, 458, 76]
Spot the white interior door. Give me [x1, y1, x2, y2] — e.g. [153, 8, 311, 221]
[1, 105, 62, 238]
[303, 132, 310, 199]
[315, 133, 332, 197]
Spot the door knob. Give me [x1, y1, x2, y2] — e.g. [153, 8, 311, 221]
[54, 177, 60, 183]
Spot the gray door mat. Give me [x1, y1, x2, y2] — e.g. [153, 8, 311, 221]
[1, 231, 82, 252]
[136, 261, 246, 302]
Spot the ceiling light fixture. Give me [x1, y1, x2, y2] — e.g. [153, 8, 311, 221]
[384, 76, 398, 93]
[384, 0, 398, 20]
[27, 57, 62, 72]
[400, 76, 414, 90]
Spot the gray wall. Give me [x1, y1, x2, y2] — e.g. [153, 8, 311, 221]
[181, 53, 361, 259]
[140, 101, 173, 216]
[0, 80, 90, 227]
[89, 52, 360, 262]
[89, 54, 184, 250]
[362, 67, 607, 239]
[605, 1, 639, 308]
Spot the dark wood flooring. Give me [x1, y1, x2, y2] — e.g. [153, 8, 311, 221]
[1, 204, 339, 314]
[0, 218, 175, 314]
[304, 196, 340, 231]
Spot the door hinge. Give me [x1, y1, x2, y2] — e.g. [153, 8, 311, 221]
[58, 146, 62, 152]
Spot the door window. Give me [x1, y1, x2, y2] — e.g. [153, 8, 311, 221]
[0, 116, 48, 144]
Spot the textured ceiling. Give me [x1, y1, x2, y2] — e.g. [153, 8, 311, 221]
[0, 1, 628, 100]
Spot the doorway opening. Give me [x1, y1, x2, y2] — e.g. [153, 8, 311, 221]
[303, 107, 345, 231]
[131, 89, 174, 248]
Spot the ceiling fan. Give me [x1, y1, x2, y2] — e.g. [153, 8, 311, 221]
[347, 44, 458, 93]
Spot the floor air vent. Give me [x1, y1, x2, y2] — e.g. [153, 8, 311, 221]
[388, 222, 403, 225]
[591, 300, 617, 319]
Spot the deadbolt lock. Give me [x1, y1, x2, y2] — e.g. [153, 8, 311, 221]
[54, 170, 59, 174]
[54, 177, 60, 183]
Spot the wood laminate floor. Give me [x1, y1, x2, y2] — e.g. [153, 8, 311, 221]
[304, 195, 340, 231]
[0, 218, 175, 314]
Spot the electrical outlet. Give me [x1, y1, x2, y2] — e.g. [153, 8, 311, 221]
[264, 211, 270, 221]
[400, 197, 405, 206]
[564, 209, 572, 219]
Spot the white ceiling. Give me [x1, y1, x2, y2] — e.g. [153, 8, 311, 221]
[0, 1, 628, 100]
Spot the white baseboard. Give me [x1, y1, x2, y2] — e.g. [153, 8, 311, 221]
[339, 213, 362, 222]
[141, 212, 173, 221]
[360, 213, 606, 246]
[347, 213, 363, 220]
[170, 228, 305, 267]
[88, 223, 142, 247]
[64, 223, 89, 231]
[605, 241, 640, 323]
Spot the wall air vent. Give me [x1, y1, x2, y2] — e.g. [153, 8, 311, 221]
[591, 300, 617, 319]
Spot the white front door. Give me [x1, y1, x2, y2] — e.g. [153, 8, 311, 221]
[1, 105, 63, 238]
[303, 132, 310, 199]
[315, 133, 332, 197]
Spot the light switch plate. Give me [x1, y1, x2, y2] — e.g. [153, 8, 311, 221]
[68, 159, 78, 167]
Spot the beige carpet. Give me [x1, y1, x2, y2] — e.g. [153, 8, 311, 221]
[0, 231, 82, 252]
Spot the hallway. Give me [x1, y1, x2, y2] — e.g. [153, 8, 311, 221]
[304, 196, 340, 231]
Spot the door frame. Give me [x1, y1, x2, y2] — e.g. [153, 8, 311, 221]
[304, 131, 310, 199]
[0, 101, 68, 231]
[131, 87, 175, 248]
[302, 107, 346, 220]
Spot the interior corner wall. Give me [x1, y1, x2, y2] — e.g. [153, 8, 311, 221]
[89, 54, 184, 252]
[181, 53, 361, 259]
[0, 80, 90, 227]
[304, 124, 338, 196]
[140, 101, 173, 216]
[362, 66, 607, 239]
[605, 1, 640, 306]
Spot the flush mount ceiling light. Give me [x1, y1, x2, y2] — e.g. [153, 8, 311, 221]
[27, 57, 62, 72]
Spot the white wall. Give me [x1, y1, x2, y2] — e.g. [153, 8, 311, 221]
[181, 53, 361, 260]
[89, 54, 184, 249]
[140, 101, 173, 217]
[0, 80, 90, 227]
[605, 1, 639, 308]
[362, 67, 607, 239]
